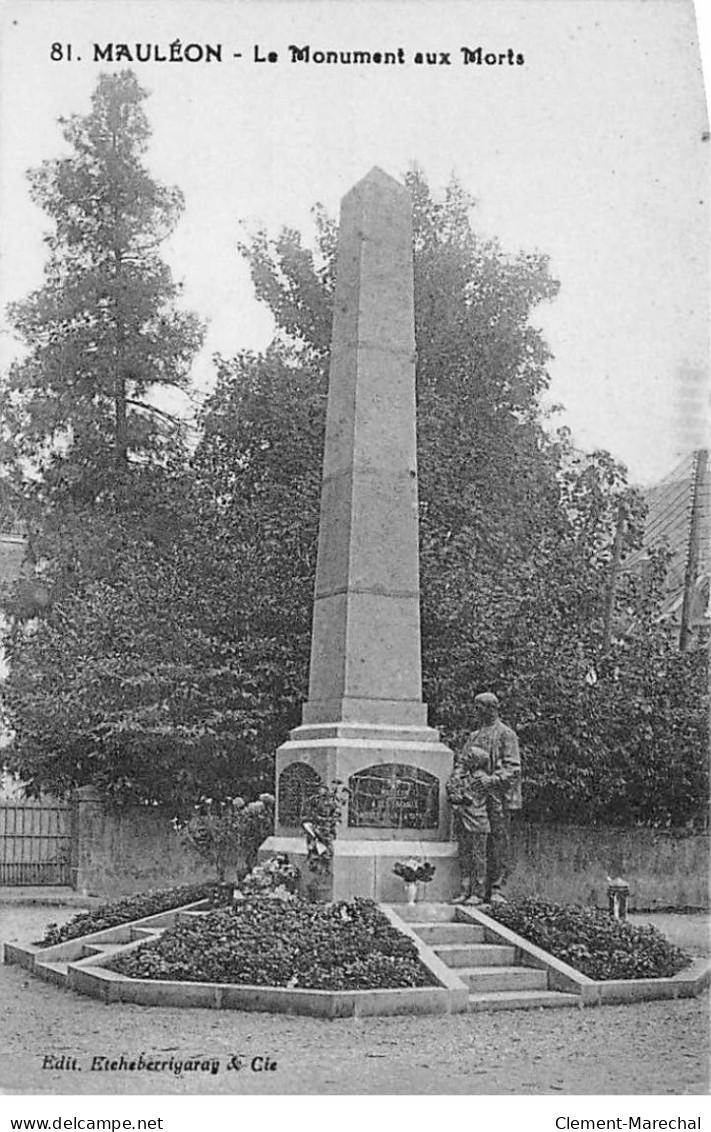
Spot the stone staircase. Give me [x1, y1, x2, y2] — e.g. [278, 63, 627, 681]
[397, 903, 581, 1012]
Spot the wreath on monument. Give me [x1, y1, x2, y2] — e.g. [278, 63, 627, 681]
[301, 781, 349, 876]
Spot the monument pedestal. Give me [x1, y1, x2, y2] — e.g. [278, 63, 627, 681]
[261, 718, 458, 901]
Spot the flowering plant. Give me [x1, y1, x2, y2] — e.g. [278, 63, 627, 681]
[393, 858, 436, 884]
[178, 793, 275, 882]
[238, 854, 300, 899]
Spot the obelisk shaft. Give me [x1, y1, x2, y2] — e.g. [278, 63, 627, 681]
[302, 168, 426, 728]
[269, 168, 456, 873]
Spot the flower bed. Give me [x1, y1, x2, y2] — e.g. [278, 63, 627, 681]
[33, 882, 229, 947]
[486, 897, 692, 980]
[110, 897, 438, 990]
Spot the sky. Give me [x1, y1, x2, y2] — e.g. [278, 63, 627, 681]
[0, 0, 708, 486]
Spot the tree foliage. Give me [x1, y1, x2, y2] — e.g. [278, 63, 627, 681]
[2, 468, 273, 812]
[1, 70, 203, 529]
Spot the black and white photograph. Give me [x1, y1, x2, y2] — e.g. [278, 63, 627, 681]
[0, 0, 708, 1115]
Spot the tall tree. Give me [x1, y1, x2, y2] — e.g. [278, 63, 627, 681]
[1, 72, 217, 812]
[1, 70, 203, 541]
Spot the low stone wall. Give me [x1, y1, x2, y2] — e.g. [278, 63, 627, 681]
[68, 791, 709, 908]
[70, 788, 214, 896]
[508, 821, 710, 910]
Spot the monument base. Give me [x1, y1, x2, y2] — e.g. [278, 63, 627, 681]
[259, 836, 460, 903]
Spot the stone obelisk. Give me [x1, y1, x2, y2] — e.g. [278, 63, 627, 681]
[263, 168, 456, 901]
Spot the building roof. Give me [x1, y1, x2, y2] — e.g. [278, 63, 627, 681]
[624, 450, 710, 627]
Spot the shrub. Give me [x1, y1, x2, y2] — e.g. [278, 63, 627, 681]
[33, 882, 229, 947]
[487, 897, 692, 980]
[178, 794, 275, 881]
[110, 896, 437, 990]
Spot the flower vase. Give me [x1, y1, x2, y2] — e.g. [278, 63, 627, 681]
[406, 881, 418, 905]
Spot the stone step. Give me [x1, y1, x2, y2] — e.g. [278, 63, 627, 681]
[434, 943, 516, 968]
[410, 923, 485, 945]
[468, 989, 581, 1012]
[458, 965, 549, 993]
[394, 903, 458, 923]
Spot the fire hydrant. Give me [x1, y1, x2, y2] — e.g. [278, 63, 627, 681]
[607, 877, 630, 920]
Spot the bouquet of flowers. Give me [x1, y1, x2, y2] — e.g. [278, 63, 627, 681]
[446, 765, 475, 807]
[238, 854, 300, 899]
[393, 858, 436, 884]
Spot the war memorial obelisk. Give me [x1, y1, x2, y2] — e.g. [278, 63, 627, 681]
[264, 168, 457, 901]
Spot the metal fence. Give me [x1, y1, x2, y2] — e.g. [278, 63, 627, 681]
[0, 798, 72, 885]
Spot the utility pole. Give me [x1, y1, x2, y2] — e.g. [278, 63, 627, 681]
[679, 448, 709, 652]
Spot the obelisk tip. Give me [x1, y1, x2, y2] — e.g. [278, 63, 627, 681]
[346, 167, 406, 200]
[363, 166, 399, 185]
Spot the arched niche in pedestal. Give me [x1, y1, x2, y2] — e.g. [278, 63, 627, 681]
[277, 762, 323, 828]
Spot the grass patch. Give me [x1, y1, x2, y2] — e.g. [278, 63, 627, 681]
[34, 882, 228, 947]
[487, 897, 693, 980]
[110, 896, 438, 990]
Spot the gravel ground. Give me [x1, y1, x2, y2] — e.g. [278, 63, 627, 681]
[2, 903, 709, 1096]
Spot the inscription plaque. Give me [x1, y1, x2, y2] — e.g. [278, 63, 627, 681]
[278, 762, 322, 827]
[348, 763, 439, 829]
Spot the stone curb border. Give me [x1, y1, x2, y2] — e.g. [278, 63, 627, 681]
[3, 902, 206, 969]
[456, 906, 711, 1006]
[2, 902, 209, 986]
[5, 900, 709, 1013]
[3, 900, 466, 1018]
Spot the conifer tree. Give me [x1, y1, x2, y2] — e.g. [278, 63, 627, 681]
[2, 70, 203, 529]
